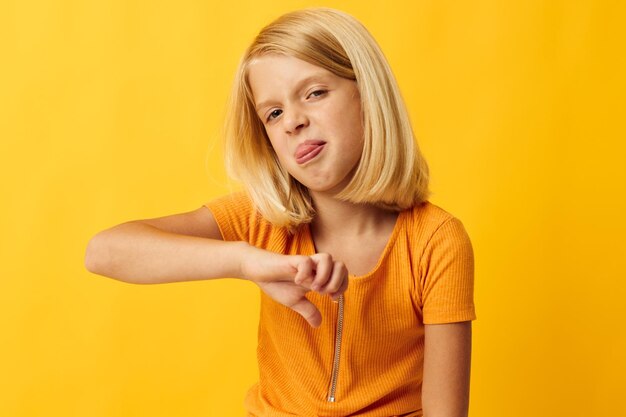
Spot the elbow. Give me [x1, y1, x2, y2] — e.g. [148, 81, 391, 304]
[84, 233, 108, 275]
[84, 231, 147, 285]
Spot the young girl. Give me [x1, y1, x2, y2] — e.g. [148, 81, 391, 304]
[85, 7, 476, 417]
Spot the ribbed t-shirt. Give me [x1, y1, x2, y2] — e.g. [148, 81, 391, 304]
[203, 191, 476, 417]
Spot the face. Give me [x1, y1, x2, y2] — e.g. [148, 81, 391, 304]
[247, 54, 364, 196]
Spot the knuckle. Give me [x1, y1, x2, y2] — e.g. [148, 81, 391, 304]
[335, 260, 345, 270]
[300, 306, 317, 322]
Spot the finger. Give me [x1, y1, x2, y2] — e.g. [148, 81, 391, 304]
[293, 256, 315, 286]
[309, 253, 333, 291]
[330, 277, 349, 301]
[325, 261, 349, 298]
[318, 260, 346, 294]
[290, 297, 322, 328]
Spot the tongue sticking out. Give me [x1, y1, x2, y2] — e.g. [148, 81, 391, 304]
[295, 144, 322, 159]
[295, 142, 326, 164]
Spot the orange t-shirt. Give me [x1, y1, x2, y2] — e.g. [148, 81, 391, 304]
[204, 192, 477, 417]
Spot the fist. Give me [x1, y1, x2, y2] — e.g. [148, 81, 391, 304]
[241, 246, 349, 327]
[293, 253, 349, 302]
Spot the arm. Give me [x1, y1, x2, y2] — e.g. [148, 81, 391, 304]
[422, 321, 472, 417]
[84, 205, 349, 326]
[84, 224, 249, 284]
[84, 206, 249, 284]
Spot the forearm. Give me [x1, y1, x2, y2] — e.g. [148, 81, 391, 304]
[84, 221, 249, 284]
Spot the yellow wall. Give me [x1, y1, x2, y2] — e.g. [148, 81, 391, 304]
[1, 1, 625, 416]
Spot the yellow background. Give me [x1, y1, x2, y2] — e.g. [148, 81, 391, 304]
[1, 0, 625, 416]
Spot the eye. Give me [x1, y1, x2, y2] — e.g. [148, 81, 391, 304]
[267, 109, 282, 121]
[309, 89, 327, 98]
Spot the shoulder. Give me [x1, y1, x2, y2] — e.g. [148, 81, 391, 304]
[403, 200, 466, 244]
[402, 200, 474, 282]
[203, 190, 254, 212]
[202, 191, 264, 241]
[203, 191, 288, 248]
[405, 202, 476, 324]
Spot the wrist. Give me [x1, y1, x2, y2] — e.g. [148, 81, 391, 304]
[234, 241, 254, 281]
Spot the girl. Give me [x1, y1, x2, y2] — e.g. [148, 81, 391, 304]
[85, 7, 476, 417]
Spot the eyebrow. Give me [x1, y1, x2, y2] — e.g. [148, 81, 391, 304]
[254, 73, 330, 113]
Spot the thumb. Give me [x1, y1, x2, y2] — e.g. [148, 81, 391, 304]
[290, 296, 322, 328]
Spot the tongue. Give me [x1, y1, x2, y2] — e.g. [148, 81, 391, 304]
[296, 144, 322, 159]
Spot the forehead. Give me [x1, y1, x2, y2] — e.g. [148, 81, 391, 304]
[248, 54, 331, 80]
[247, 54, 335, 99]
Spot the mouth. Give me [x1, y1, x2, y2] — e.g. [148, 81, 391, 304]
[295, 140, 326, 165]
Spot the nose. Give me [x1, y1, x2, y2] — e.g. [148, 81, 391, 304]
[283, 106, 309, 135]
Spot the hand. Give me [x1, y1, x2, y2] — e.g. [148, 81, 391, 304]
[240, 246, 349, 327]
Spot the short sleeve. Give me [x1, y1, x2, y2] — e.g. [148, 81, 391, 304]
[418, 216, 477, 324]
[202, 191, 255, 242]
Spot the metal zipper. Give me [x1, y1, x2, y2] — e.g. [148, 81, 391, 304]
[327, 294, 344, 402]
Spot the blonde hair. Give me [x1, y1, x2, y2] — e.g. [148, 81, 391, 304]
[223, 7, 431, 231]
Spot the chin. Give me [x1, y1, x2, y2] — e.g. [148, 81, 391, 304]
[305, 181, 350, 196]
[291, 170, 352, 195]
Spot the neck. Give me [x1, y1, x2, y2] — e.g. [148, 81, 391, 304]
[309, 191, 398, 240]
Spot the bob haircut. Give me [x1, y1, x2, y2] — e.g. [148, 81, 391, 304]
[222, 7, 431, 231]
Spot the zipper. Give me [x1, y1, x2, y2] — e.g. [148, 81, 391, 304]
[327, 294, 344, 402]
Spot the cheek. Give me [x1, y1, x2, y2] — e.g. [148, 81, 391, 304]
[266, 133, 289, 161]
[342, 104, 364, 143]
[339, 94, 362, 126]
[263, 126, 277, 150]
